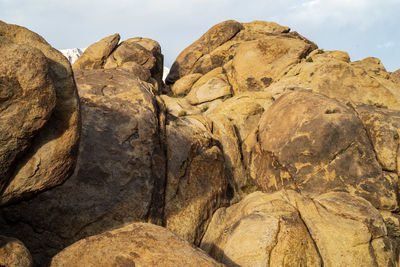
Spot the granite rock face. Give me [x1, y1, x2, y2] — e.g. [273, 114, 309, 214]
[0, 20, 80, 205]
[0, 68, 165, 265]
[2, 19, 400, 267]
[201, 190, 396, 267]
[0, 236, 33, 267]
[50, 223, 224, 267]
[247, 89, 399, 211]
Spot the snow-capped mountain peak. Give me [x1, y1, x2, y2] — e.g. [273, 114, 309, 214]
[60, 48, 85, 64]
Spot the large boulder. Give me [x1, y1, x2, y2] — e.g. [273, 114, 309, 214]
[166, 20, 244, 84]
[247, 89, 399, 211]
[164, 117, 228, 244]
[226, 36, 314, 94]
[201, 190, 396, 267]
[50, 223, 224, 267]
[0, 21, 80, 205]
[0, 236, 33, 267]
[270, 50, 400, 110]
[0, 68, 165, 265]
[74, 34, 164, 91]
[201, 191, 321, 267]
[72, 33, 120, 70]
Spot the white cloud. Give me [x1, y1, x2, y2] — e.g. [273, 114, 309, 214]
[377, 41, 395, 49]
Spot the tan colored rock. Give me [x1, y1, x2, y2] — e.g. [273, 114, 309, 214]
[0, 236, 33, 267]
[202, 190, 396, 267]
[207, 114, 247, 195]
[186, 77, 232, 105]
[124, 37, 164, 88]
[354, 103, 400, 173]
[391, 69, 400, 85]
[0, 21, 80, 205]
[200, 191, 321, 267]
[165, 117, 228, 244]
[226, 37, 314, 93]
[209, 91, 274, 142]
[166, 20, 244, 84]
[105, 41, 155, 69]
[0, 37, 56, 191]
[241, 20, 290, 36]
[270, 50, 400, 110]
[119, 61, 151, 81]
[248, 89, 398, 210]
[290, 191, 396, 267]
[160, 94, 201, 117]
[51, 223, 224, 267]
[72, 33, 120, 70]
[104, 38, 164, 89]
[0, 68, 165, 265]
[171, 73, 202, 95]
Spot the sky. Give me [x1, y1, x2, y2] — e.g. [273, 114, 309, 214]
[1, 0, 399, 71]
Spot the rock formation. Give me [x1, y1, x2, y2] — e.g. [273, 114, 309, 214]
[50, 223, 224, 267]
[0, 20, 80, 205]
[1, 19, 400, 267]
[0, 236, 32, 267]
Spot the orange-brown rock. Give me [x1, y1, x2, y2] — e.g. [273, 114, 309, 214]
[0, 20, 80, 205]
[270, 51, 400, 110]
[0, 68, 165, 265]
[72, 33, 120, 70]
[201, 190, 396, 267]
[247, 89, 399, 211]
[226, 37, 314, 93]
[0, 236, 33, 267]
[166, 20, 244, 84]
[165, 117, 228, 244]
[50, 223, 224, 267]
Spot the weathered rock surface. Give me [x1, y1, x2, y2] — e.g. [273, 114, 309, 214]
[72, 33, 120, 70]
[201, 191, 321, 267]
[247, 89, 399, 211]
[0, 20, 80, 205]
[171, 73, 202, 95]
[0, 236, 33, 267]
[74, 34, 164, 91]
[165, 117, 228, 244]
[270, 50, 400, 110]
[226, 37, 314, 93]
[166, 20, 244, 84]
[0, 68, 165, 265]
[201, 190, 396, 267]
[51, 223, 224, 267]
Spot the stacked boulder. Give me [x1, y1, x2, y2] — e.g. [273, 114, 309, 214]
[1, 19, 400, 267]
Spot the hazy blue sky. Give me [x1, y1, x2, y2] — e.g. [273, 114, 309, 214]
[1, 0, 399, 71]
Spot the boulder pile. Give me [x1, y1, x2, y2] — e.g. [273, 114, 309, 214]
[1, 19, 399, 267]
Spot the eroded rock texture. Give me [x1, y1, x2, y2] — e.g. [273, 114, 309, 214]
[247, 89, 399, 211]
[0, 236, 33, 267]
[73, 34, 164, 92]
[201, 190, 396, 267]
[0, 68, 164, 265]
[51, 223, 224, 267]
[0, 20, 80, 205]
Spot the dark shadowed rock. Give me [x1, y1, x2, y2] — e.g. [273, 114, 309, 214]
[0, 68, 165, 265]
[0, 20, 80, 205]
[164, 117, 228, 244]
